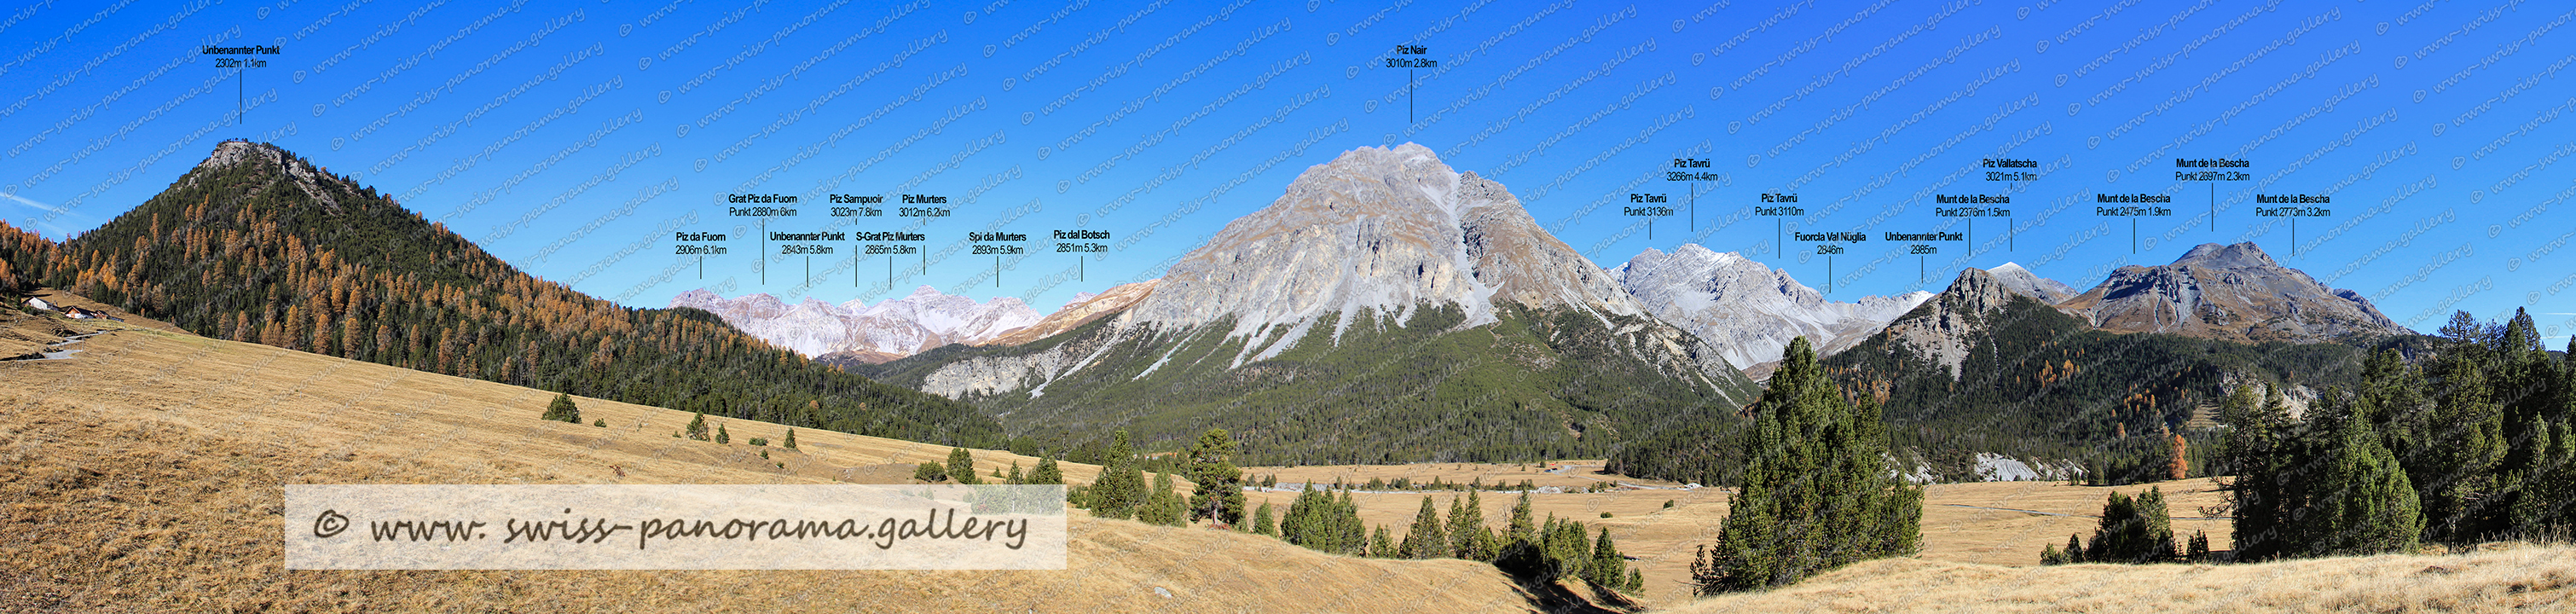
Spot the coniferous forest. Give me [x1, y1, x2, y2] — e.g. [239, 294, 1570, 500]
[0, 142, 1004, 448]
[2217, 309, 2576, 561]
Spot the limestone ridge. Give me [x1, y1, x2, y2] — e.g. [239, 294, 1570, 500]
[1117, 143, 1648, 359]
[670, 285, 1041, 362]
[1876, 267, 2045, 379]
[2055, 242, 2406, 343]
[978, 280, 1158, 347]
[1612, 244, 1933, 374]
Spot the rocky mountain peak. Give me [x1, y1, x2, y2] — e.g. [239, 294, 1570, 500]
[1117, 143, 1646, 358]
[190, 141, 347, 210]
[1986, 262, 2076, 304]
[1613, 244, 1932, 374]
[2058, 241, 2405, 343]
[1867, 268, 2052, 379]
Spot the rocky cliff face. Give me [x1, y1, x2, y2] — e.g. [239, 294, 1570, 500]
[1875, 267, 2041, 378]
[1612, 244, 1931, 374]
[669, 286, 1042, 361]
[2055, 242, 2405, 344]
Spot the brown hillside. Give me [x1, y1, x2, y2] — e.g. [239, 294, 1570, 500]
[1672, 544, 2576, 613]
[0, 304, 1550, 612]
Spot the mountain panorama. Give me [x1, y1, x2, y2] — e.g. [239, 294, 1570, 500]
[44, 141, 2411, 471]
[854, 143, 1760, 463]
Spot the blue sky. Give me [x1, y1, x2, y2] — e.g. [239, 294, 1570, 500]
[3, 0, 2572, 343]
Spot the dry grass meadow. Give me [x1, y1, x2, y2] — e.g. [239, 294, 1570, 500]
[4, 294, 2568, 611]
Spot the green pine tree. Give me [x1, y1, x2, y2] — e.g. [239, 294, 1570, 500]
[1089, 431, 1144, 519]
[1587, 527, 1628, 588]
[1446, 492, 1491, 560]
[2080, 489, 2176, 564]
[1031, 455, 1065, 485]
[1253, 501, 1278, 536]
[1185, 428, 1245, 526]
[1507, 490, 1537, 545]
[947, 447, 981, 485]
[912, 462, 948, 483]
[1369, 524, 1397, 559]
[2302, 402, 2423, 557]
[783, 428, 798, 449]
[715, 423, 730, 444]
[686, 413, 709, 441]
[541, 392, 581, 423]
[1139, 472, 1186, 526]
[1399, 496, 1447, 559]
[2221, 383, 2292, 560]
[1696, 337, 1922, 594]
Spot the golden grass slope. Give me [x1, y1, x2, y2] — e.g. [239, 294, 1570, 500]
[0, 309, 1545, 612]
[1673, 544, 2576, 613]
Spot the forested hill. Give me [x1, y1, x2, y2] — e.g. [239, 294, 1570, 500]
[1824, 293, 2370, 483]
[8, 141, 1004, 448]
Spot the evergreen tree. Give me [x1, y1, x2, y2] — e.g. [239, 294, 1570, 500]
[1089, 431, 1145, 519]
[1400, 496, 1448, 559]
[2079, 489, 2176, 564]
[947, 447, 981, 485]
[1007, 461, 1025, 484]
[1280, 485, 1367, 555]
[1587, 527, 1628, 588]
[2220, 384, 2293, 560]
[1030, 455, 1065, 485]
[685, 412, 710, 441]
[1696, 337, 1922, 593]
[1507, 490, 1537, 545]
[1139, 472, 1186, 526]
[1253, 501, 1278, 536]
[1370, 525, 1397, 559]
[783, 428, 798, 449]
[1446, 492, 1492, 560]
[912, 462, 948, 483]
[715, 423, 730, 444]
[2301, 403, 2423, 557]
[1185, 428, 1246, 526]
[541, 392, 581, 423]
[1540, 516, 1590, 581]
[2425, 339, 2506, 543]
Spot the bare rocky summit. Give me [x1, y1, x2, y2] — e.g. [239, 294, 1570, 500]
[1119, 143, 1653, 361]
[2056, 242, 2405, 344]
[1612, 244, 1931, 376]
